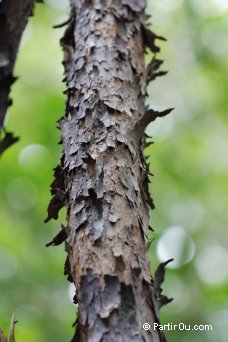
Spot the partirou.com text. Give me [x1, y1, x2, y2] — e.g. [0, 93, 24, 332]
[143, 322, 213, 331]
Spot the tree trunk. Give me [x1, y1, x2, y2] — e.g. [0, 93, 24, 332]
[48, 0, 168, 341]
[0, 0, 171, 340]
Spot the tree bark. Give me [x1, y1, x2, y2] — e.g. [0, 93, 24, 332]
[47, 0, 169, 341]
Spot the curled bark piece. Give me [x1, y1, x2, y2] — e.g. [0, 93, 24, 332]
[154, 259, 174, 291]
[133, 107, 174, 140]
[152, 259, 174, 317]
[44, 188, 67, 223]
[46, 225, 68, 247]
[0, 131, 19, 157]
[146, 57, 167, 84]
[143, 107, 174, 128]
[142, 26, 166, 53]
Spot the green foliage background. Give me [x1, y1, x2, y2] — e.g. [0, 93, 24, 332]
[0, 1, 227, 341]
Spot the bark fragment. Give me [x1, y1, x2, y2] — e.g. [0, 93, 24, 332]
[152, 259, 174, 319]
[46, 224, 68, 247]
[0, 131, 19, 157]
[146, 57, 167, 84]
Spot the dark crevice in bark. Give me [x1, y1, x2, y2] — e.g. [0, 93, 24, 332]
[46, 0, 173, 341]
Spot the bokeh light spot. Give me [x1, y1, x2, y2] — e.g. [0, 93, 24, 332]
[208, 310, 228, 342]
[156, 225, 195, 268]
[195, 245, 228, 284]
[68, 283, 76, 305]
[0, 247, 18, 279]
[6, 177, 38, 210]
[47, 0, 69, 11]
[19, 144, 50, 172]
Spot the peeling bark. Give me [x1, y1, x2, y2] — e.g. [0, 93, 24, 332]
[0, 0, 172, 340]
[47, 0, 171, 341]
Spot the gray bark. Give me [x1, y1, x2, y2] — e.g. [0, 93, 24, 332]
[47, 0, 171, 341]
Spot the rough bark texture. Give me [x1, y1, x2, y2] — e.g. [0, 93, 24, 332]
[47, 0, 171, 341]
[0, 0, 172, 340]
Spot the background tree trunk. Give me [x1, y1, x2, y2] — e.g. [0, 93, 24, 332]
[47, 0, 169, 341]
[0, 0, 38, 129]
[0, 0, 39, 154]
